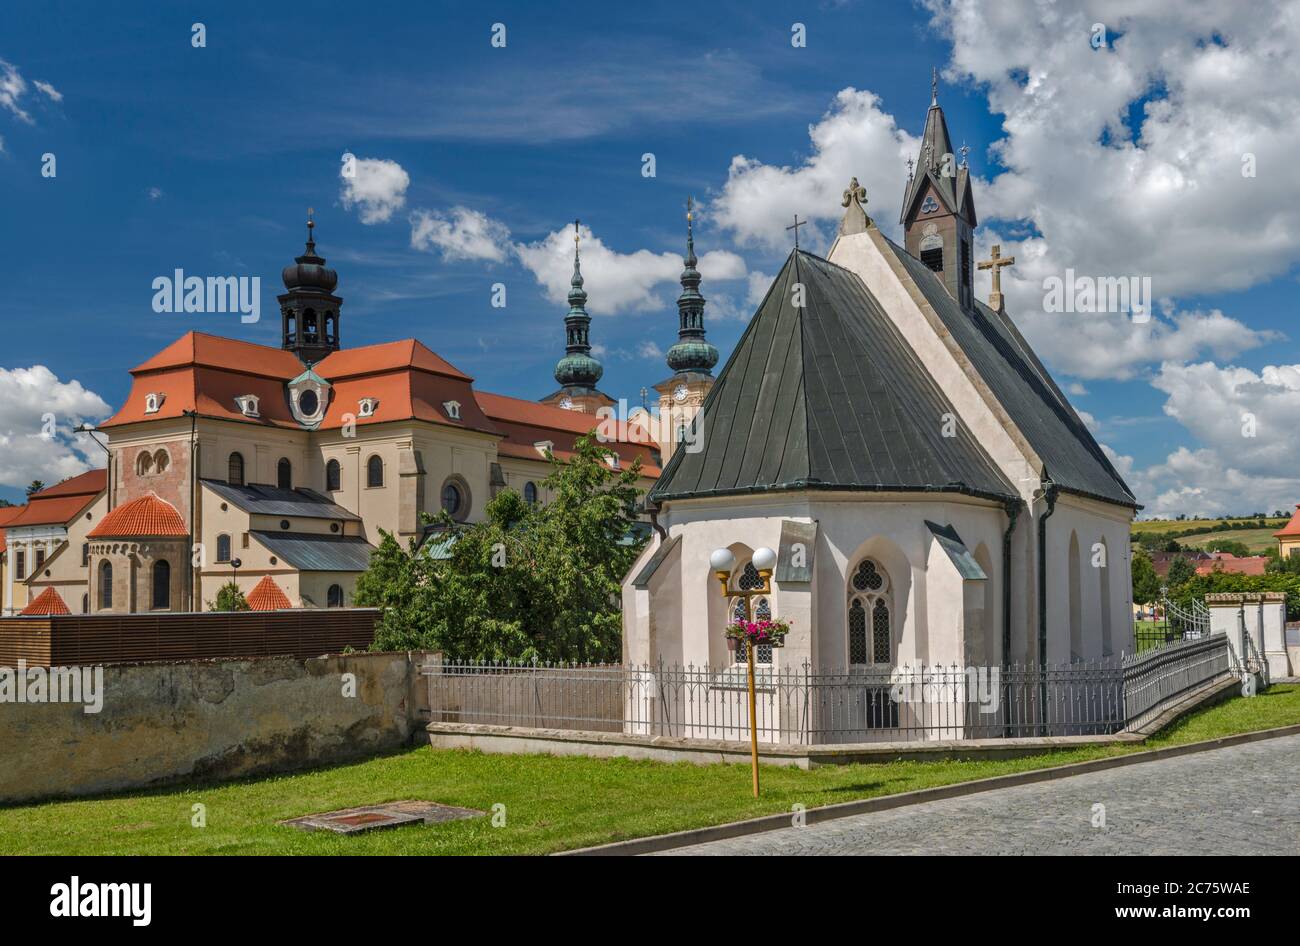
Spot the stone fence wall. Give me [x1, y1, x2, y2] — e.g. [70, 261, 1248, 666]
[0, 650, 435, 805]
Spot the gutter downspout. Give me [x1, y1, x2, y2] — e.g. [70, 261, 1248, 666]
[646, 501, 667, 541]
[1001, 499, 1022, 739]
[186, 410, 198, 612]
[1036, 479, 1058, 736]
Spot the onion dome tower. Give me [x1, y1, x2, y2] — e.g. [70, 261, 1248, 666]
[541, 220, 613, 413]
[654, 197, 718, 458]
[279, 209, 342, 365]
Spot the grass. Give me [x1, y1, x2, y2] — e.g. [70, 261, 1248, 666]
[1131, 517, 1286, 539]
[1177, 528, 1280, 555]
[2, 684, 1297, 856]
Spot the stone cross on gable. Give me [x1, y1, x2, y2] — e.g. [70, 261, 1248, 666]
[839, 176, 870, 236]
[977, 244, 1016, 313]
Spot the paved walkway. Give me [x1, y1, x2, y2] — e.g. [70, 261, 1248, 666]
[656, 734, 1300, 855]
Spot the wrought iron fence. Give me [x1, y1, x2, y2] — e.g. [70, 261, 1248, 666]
[423, 633, 1232, 744]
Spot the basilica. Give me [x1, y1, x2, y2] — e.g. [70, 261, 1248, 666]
[1, 210, 722, 615]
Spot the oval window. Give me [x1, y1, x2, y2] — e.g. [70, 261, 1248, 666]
[298, 389, 319, 416]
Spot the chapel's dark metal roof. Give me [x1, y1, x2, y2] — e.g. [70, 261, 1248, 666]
[649, 250, 1018, 504]
[250, 531, 376, 571]
[883, 238, 1138, 508]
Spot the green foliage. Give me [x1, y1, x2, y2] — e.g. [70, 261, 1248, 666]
[1202, 539, 1251, 557]
[1130, 548, 1161, 605]
[356, 433, 647, 662]
[1266, 549, 1300, 577]
[1172, 571, 1300, 620]
[208, 581, 250, 612]
[1164, 555, 1196, 588]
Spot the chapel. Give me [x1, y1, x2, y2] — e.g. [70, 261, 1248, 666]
[622, 85, 1139, 673]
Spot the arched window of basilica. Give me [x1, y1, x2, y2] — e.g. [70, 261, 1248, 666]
[847, 558, 892, 666]
[277, 458, 292, 490]
[99, 560, 113, 610]
[325, 459, 341, 492]
[153, 449, 169, 473]
[730, 560, 772, 665]
[136, 451, 153, 476]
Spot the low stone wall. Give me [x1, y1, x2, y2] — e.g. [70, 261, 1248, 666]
[0, 650, 434, 805]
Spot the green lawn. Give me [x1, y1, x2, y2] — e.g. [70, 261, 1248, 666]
[1177, 528, 1280, 554]
[3, 684, 1297, 856]
[1132, 517, 1286, 539]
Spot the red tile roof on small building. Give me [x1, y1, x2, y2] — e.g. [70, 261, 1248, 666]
[4, 469, 106, 529]
[247, 575, 292, 611]
[88, 493, 188, 538]
[21, 586, 71, 616]
[0, 505, 26, 553]
[1195, 552, 1269, 577]
[1275, 504, 1300, 538]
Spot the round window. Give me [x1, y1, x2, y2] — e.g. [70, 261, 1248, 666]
[441, 482, 463, 517]
[280, 519, 291, 530]
[298, 389, 319, 416]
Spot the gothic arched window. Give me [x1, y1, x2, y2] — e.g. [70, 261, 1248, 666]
[215, 534, 232, 563]
[228, 452, 245, 487]
[99, 560, 113, 610]
[731, 560, 773, 665]
[847, 557, 892, 666]
[327, 584, 344, 608]
[152, 560, 171, 610]
[325, 458, 341, 492]
[523, 481, 538, 505]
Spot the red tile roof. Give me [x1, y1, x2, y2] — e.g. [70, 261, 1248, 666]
[1275, 505, 1300, 538]
[5, 470, 106, 528]
[478, 391, 661, 476]
[0, 505, 26, 553]
[21, 586, 71, 616]
[247, 575, 293, 610]
[314, 338, 472, 381]
[88, 493, 188, 538]
[1195, 552, 1269, 577]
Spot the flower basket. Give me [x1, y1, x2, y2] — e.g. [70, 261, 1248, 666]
[725, 617, 790, 651]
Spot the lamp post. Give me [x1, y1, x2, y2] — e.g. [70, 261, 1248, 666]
[710, 545, 778, 798]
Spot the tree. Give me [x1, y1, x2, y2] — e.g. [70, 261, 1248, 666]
[1131, 548, 1161, 605]
[209, 581, 250, 611]
[1203, 539, 1250, 557]
[357, 433, 647, 663]
[1165, 555, 1196, 588]
[25, 480, 45, 496]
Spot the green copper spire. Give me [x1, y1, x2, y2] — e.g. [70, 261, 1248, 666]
[553, 219, 604, 389]
[666, 197, 719, 376]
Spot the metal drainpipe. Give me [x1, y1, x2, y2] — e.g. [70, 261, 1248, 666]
[1037, 480, 1058, 736]
[1001, 499, 1021, 739]
[186, 410, 197, 612]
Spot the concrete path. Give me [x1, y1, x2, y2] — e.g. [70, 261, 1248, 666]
[655, 734, 1300, 856]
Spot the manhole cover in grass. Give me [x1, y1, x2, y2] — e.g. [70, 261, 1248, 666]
[281, 800, 486, 835]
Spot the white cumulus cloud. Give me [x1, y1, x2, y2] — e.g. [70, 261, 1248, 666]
[0, 366, 110, 491]
[339, 156, 410, 224]
[410, 207, 513, 263]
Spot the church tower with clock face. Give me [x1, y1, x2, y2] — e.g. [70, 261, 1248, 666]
[653, 198, 718, 459]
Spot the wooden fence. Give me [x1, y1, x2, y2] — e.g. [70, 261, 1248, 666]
[0, 609, 378, 666]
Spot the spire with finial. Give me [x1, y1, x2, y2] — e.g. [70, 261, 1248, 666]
[666, 196, 718, 377]
[931, 66, 939, 106]
[839, 176, 870, 236]
[553, 218, 603, 391]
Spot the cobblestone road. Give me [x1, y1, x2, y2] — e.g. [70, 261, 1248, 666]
[655, 734, 1300, 855]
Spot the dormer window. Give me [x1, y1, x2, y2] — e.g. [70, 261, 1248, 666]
[534, 440, 553, 457]
[357, 397, 379, 418]
[234, 395, 260, 418]
[443, 400, 461, 420]
[287, 368, 330, 429]
[606, 453, 621, 470]
[144, 393, 165, 414]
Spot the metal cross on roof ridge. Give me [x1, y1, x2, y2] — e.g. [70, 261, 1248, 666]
[786, 214, 807, 250]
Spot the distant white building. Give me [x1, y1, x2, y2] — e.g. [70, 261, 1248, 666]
[623, 90, 1137, 674]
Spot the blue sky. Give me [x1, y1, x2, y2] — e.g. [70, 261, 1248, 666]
[2, 1, 1299, 514]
